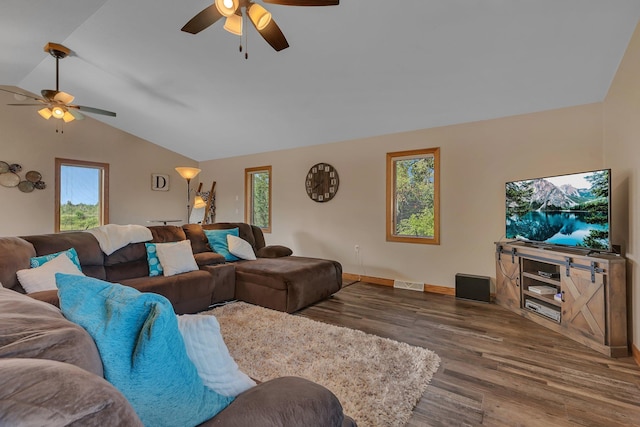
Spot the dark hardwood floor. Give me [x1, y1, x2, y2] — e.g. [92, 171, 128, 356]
[298, 282, 640, 426]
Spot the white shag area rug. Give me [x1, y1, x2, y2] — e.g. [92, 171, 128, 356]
[204, 302, 440, 427]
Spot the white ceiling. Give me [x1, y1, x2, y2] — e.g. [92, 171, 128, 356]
[2, 1, 640, 161]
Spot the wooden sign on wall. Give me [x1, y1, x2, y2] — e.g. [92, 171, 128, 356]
[151, 174, 169, 191]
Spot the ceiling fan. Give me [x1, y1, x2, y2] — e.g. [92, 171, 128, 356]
[0, 42, 116, 123]
[181, 0, 339, 52]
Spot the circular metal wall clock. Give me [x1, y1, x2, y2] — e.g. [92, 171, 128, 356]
[305, 163, 339, 203]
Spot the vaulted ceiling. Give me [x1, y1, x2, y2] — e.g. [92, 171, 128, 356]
[2, 1, 640, 161]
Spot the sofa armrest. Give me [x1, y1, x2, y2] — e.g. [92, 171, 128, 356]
[200, 376, 353, 427]
[0, 358, 143, 427]
[194, 251, 226, 267]
[256, 245, 293, 258]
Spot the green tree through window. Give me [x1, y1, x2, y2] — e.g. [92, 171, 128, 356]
[55, 158, 109, 233]
[387, 148, 440, 244]
[245, 166, 271, 232]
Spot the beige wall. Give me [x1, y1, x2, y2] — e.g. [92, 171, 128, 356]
[0, 88, 198, 236]
[200, 103, 604, 290]
[604, 21, 640, 350]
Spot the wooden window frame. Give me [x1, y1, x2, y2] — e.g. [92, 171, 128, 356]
[55, 158, 109, 233]
[244, 165, 272, 233]
[386, 147, 440, 245]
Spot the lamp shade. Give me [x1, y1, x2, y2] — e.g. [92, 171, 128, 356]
[249, 4, 272, 30]
[193, 195, 207, 209]
[224, 14, 243, 36]
[175, 167, 202, 181]
[215, 0, 238, 17]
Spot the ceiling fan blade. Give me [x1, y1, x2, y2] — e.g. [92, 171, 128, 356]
[6, 103, 45, 107]
[253, 18, 289, 51]
[182, 4, 224, 34]
[0, 88, 44, 102]
[53, 91, 75, 104]
[41, 89, 57, 101]
[67, 108, 84, 121]
[262, 0, 339, 5]
[71, 105, 117, 117]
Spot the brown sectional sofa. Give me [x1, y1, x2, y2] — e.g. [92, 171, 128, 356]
[0, 222, 343, 314]
[0, 223, 354, 426]
[198, 222, 344, 313]
[0, 287, 356, 426]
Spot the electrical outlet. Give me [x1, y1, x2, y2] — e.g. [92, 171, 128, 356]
[354, 244, 360, 253]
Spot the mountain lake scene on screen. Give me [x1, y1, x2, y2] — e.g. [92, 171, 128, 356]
[506, 170, 609, 250]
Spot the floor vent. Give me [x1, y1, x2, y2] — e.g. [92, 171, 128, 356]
[393, 280, 424, 292]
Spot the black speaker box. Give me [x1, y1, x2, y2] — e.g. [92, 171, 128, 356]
[455, 273, 491, 303]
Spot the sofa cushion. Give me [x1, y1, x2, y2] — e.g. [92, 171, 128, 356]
[56, 274, 233, 427]
[194, 251, 226, 267]
[145, 242, 164, 276]
[22, 232, 106, 280]
[103, 241, 148, 282]
[227, 235, 257, 260]
[30, 247, 82, 270]
[183, 223, 211, 254]
[204, 223, 258, 250]
[257, 245, 293, 258]
[149, 225, 187, 243]
[177, 314, 256, 397]
[0, 358, 143, 427]
[17, 253, 85, 294]
[204, 228, 241, 261]
[155, 240, 199, 276]
[199, 376, 348, 427]
[0, 287, 103, 377]
[234, 256, 343, 313]
[119, 269, 215, 315]
[0, 237, 35, 292]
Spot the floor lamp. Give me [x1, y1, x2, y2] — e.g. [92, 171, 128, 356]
[175, 167, 201, 222]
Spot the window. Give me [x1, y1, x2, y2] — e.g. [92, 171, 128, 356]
[245, 166, 271, 233]
[55, 158, 109, 232]
[386, 148, 440, 244]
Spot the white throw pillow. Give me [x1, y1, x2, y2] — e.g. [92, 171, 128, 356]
[227, 235, 257, 261]
[154, 240, 199, 277]
[17, 254, 85, 293]
[177, 314, 256, 397]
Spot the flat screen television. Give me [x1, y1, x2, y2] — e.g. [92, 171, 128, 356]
[505, 169, 611, 252]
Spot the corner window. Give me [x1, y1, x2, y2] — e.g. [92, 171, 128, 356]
[55, 158, 109, 232]
[245, 166, 271, 233]
[386, 148, 440, 244]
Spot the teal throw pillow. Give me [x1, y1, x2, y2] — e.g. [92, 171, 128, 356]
[30, 247, 82, 271]
[204, 228, 240, 261]
[55, 274, 233, 427]
[145, 243, 164, 277]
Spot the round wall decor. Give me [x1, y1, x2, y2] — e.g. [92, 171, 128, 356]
[0, 161, 45, 192]
[305, 163, 339, 203]
[0, 172, 20, 188]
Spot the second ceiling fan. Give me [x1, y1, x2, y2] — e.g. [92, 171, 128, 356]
[181, 0, 339, 52]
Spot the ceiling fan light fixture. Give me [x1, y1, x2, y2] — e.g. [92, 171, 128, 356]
[53, 91, 75, 104]
[249, 4, 272, 30]
[38, 108, 53, 120]
[215, 0, 239, 17]
[62, 111, 75, 123]
[51, 106, 65, 119]
[223, 14, 243, 36]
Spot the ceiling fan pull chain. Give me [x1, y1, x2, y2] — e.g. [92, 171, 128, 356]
[244, 11, 249, 59]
